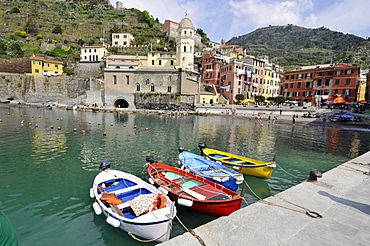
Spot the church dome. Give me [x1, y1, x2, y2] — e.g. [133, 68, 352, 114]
[179, 14, 193, 28]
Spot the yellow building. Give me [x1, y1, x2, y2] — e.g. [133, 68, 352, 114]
[30, 56, 63, 76]
[357, 71, 367, 101]
[147, 51, 176, 67]
[200, 84, 228, 104]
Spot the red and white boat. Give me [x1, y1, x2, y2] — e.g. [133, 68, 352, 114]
[146, 159, 243, 217]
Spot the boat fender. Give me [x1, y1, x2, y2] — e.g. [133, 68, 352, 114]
[158, 186, 168, 195]
[92, 202, 102, 215]
[232, 166, 240, 171]
[213, 177, 222, 183]
[89, 188, 95, 198]
[180, 164, 185, 170]
[184, 168, 189, 172]
[147, 176, 155, 185]
[177, 198, 193, 207]
[106, 216, 120, 228]
[221, 177, 230, 182]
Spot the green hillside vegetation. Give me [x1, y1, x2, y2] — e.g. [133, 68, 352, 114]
[0, 0, 169, 60]
[227, 24, 370, 70]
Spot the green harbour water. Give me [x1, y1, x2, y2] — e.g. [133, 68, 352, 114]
[1, 106, 370, 246]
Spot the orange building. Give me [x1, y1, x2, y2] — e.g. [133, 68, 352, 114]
[282, 63, 360, 104]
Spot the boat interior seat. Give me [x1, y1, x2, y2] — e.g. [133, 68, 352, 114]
[164, 171, 184, 180]
[100, 179, 137, 194]
[209, 154, 228, 158]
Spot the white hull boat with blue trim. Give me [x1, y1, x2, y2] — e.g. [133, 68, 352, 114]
[90, 161, 176, 243]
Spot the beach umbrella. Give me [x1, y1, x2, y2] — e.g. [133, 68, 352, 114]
[349, 102, 358, 105]
[323, 101, 331, 104]
[330, 102, 337, 104]
[333, 97, 346, 104]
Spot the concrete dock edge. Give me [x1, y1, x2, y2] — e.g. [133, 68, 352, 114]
[159, 151, 370, 246]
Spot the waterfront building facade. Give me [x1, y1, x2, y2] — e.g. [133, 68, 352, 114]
[282, 63, 360, 104]
[30, 56, 63, 76]
[80, 46, 108, 62]
[103, 15, 200, 109]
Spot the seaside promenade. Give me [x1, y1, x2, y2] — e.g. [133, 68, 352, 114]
[159, 151, 370, 246]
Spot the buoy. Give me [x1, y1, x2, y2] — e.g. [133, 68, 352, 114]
[0, 119, 2, 122]
[92, 202, 102, 215]
[56, 118, 59, 120]
[103, 132, 107, 136]
[88, 122, 91, 124]
[89, 188, 95, 198]
[32, 115, 34, 118]
[213, 177, 222, 183]
[98, 123, 101, 125]
[20, 120, 24, 125]
[106, 216, 120, 227]
[145, 128, 149, 131]
[158, 186, 168, 195]
[123, 124, 126, 127]
[110, 123, 113, 126]
[45, 117, 49, 120]
[177, 198, 193, 207]
[81, 130, 86, 134]
[147, 177, 154, 185]
[50, 125, 54, 129]
[20, 114, 22, 117]
[38, 116, 41, 118]
[133, 125, 137, 129]
[11, 114, 14, 116]
[35, 124, 38, 127]
[57, 127, 61, 130]
[73, 128, 77, 132]
[28, 122, 32, 126]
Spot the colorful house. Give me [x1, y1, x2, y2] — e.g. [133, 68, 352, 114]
[282, 63, 360, 104]
[80, 46, 108, 62]
[30, 56, 63, 76]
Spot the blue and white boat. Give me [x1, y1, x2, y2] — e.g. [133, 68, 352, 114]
[90, 161, 176, 243]
[177, 148, 244, 192]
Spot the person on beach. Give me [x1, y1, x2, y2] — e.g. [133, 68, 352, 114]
[292, 115, 296, 125]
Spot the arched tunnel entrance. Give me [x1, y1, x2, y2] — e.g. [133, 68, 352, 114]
[114, 99, 129, 108]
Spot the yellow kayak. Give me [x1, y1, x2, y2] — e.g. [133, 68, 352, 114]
[199, 146, 276, 179]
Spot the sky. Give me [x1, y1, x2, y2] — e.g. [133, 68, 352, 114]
[109, 0, 370, 43]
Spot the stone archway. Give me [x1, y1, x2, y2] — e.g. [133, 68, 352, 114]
[114, 98, 129, 108]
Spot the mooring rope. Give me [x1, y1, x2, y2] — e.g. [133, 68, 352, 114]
[242, 179, 322, 219]
[128, 220, 173, 243]
[275, 162, 301, 178]
[175, 215, 206, 246]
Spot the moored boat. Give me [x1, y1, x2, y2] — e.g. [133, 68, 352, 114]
[90, 161, 176, 243]
[198, 143, 276, 179]
[177, 147, 244, 192]
[146, 156, 243, 217]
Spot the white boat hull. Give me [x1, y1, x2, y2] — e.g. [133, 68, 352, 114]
[91, 169, 176, 243]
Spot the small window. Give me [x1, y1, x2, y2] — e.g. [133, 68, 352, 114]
[136, 84, 140, 91]
[167, 85, 171, 92]
[35, 69, 39, 73]
[305, 82, 310, 88]
[297, 82, 301, 88]
[159, 60, 162, 65]
[126, 75, 130, 85]
[150, 84, 155, 92]
[325, 79, 330, 86]
[346, 79, 350, 85]
[335, 79, 340, 85]
[113, 75, 117, 85]
[170, 60, 174, 66]
[151, 60, 155, 65]
[290, 83, 293, 88]
[317, 79, 322, 86]
[54, 64, 58, 68]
